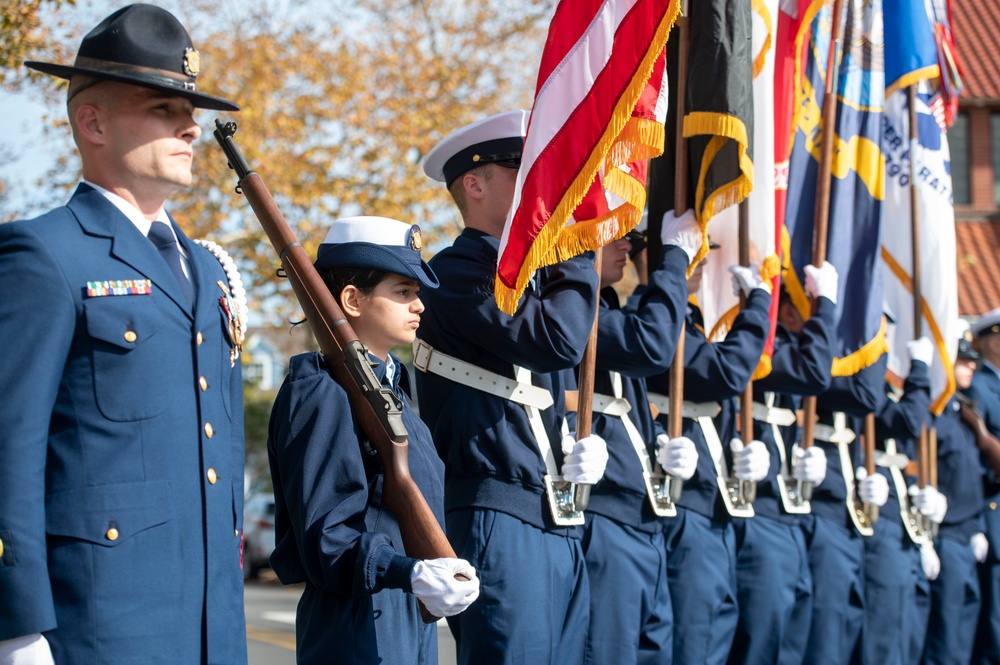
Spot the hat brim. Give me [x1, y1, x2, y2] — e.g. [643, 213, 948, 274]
[314, 243, 439, 289]
[25, 61, 239, 112]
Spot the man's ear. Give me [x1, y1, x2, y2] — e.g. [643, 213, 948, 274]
[75, 103, 108, 147]
[339, 285, 363, 320]
[462, 172, 486, 201]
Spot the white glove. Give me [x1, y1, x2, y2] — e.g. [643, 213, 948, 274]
[730, 438, 771, 482]
[660, 208, 701, 263]
[0, 634, 55, 665]
[920, 542, 941, 581]
[655, 434, 698, 480]
[410, 558, 480, 617]
[972, 532, 989, 563]
[907, 336, 935, 367]
[909, 485, 948, 524]
[804, 261, 839, 304]
[728, 265, 772, 298]
[560, 434, 609, 485]
[856, 467, 889, 507]
[792, 445, 828, 484]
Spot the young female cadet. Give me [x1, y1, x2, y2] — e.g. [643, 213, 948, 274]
[266, 216, 480, 665]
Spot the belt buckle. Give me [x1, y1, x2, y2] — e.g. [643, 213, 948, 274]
[543, 474, 585, 526]
[643, 471, 678, 517]
[412, 339, 433, 372]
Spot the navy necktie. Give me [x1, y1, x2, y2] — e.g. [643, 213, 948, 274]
[147, 221, 193, 305]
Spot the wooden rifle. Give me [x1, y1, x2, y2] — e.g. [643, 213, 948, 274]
[213, 120, 457, 622]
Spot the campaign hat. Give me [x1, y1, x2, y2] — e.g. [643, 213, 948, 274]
[25, 4, 238, 111]
[314, 216, 439, 289]
[423, 110, 529, 186]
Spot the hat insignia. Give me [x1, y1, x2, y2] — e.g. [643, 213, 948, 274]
[409, 227, 423, 252]
[183, 48, 200, 77]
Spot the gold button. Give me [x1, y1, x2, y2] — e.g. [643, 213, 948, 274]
[124, 330, 137, 343]
[235, 529, 239, 537]
[106, 527, 119, 541]
[199, 376, 208, 391]
[207, 468, 217, 484]
[204, 422, 214, 438]
[991, 502, 997, 511]
[196, 331, 204, 346]
[0, 537, 4, 558]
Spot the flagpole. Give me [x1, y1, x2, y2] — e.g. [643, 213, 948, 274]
[863, 412, 879, 524]
[738, 199, 757, 506]
[572, 240, 603, 515]
[797, 0, 846, 502]
[668, 4, 691, 441]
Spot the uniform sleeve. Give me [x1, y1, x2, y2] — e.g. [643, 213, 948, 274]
[267, 368, 416, 597]
[0, 224, 75, 639]
[595, 246, 688, 378]
[821, 353, 889, 416]
[432, 252, 600, 374]
[968, 374, 1000, 439]
[876, 361, 930, 440]
[683, 288, 772, 401]
[754, 296, 836, 395]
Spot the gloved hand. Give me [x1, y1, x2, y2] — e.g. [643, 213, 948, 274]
[655, 434, 698, 480]
[972, 532, 990, 563]
[920, 542, 941, 581]
[730, 438, 770, 482]
[909, 485, 948, 524]
[660, 208, 701, 263]
[410, 558, 481, 617]
[804, 261, 839, 304]
[856, 467, 889, 507]
[729, 265, 772, 298]
[560, 434, 609, 484]
[792, 445, 828, 484]
[0, 634, 55, 665]
[907, 336, 935, 367]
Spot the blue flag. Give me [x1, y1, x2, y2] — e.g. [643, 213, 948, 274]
[783, 0, 887, 375]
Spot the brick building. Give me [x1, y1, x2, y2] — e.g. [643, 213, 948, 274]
[951, 0, 1000, 315]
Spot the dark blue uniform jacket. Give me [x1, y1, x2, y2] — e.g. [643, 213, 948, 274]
[415, 228, 598, 533]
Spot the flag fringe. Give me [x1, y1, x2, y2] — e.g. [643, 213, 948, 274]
[752, 352, 773, 380]
[751, 0, 773, 79]
[881, 247, 956, 415]
[494, 1, 682, 315]
[780, 224, 812, 320]
[884, 65, 940, 99]
[831, 317, 889, 376]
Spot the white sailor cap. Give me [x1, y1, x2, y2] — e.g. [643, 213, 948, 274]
[314, 216, 438, 288]
[423, 110, 529, 186]
[972, 307, 1000, 338]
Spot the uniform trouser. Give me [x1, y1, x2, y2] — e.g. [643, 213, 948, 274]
[728, 514, 811, 665]
[801, 514, 865, 665]
[923, 536, 981, 665]
[445, 508, 589, 665]
[975, 493, 1000, 665]
[581, 513, 672, 665]
[908, 540, 931, 662]
[662, 507, 738, 665]
[859, 518, 922, 665]
[295, 586, 436, 665]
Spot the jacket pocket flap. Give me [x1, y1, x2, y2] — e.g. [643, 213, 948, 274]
[84, 296, 163, 350]
[46, 481, 174, 546]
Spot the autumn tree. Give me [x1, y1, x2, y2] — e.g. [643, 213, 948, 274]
[2, 0, 552, 319]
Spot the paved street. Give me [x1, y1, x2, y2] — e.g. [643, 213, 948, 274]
[245, 573, 457, 664]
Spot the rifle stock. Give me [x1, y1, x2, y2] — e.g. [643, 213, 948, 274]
[213, 120, 456, 622]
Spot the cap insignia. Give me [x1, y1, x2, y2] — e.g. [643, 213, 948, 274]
[409, 227, 423, 252]
[183, 48, 200, 77]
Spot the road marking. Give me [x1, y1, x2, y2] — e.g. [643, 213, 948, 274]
[246, 625, 296, 651]
[262, 610, 297, 625]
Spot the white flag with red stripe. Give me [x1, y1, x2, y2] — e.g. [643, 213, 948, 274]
[494, 0, 680, 314]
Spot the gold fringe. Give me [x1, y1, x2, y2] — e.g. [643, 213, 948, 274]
[751, 0, 773, 80]
[752, 352, 773, 380]
[831, 316, 888, 377]
[708, 304, 740, 342]
[880, 247, 956, 415]
[780, 225, 811, 321]
[884, 65, 941, 99]
[494, 1, 682, 315]
[761, 253, 781, 282]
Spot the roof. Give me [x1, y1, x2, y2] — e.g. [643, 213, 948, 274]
[956, 219, 1000, 316]
[952, 0, 1000, 100]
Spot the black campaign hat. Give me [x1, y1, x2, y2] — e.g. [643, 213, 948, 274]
[24, 4, 238, 111]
